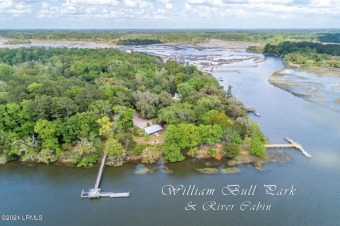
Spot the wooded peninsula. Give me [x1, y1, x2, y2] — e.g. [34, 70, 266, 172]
[0, 29, 339, 167]
[0, 46, 265, 167]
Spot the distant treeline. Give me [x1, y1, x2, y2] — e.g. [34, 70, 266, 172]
[1, 30, 339, 44]
[318, 33, 340, 43]
[0, 30, 340, 44]
[117, 39, 162, 45]
[263, 41, 340, 68]
[264, 41, 340, 56]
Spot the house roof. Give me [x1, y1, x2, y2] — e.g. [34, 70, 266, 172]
[144, 124, 163, 135]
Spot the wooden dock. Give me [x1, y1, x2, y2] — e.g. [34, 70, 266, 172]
[264, 137, 312, 158]
[81, 154, 130, 199]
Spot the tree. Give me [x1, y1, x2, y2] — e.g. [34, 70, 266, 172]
[223, 143, 241, 159]
[72, 137, 99, 167]
[241, 136, 252, 152]
[141, 146, 161, 164]
[34, 119, 62, 155]
[226, 85, 233, 98]
[62, 112, 99, 143]
[177, 82, 194, 100]
[112, 105, 135, 132]
[164, 143, 185, 163]
[115, 132, 136, 153]
[88, 100, 111, 116]
[202, 110, 231, 129]
[0, 81, 8, 92]
[250, 138, 266, 157]
[198, 124, 223, 145]
[194, 96, 223, 123]
[163, 125, 186, 162]
[133, 90, 159, 119]
[0, 103, 22, 131]
[223, 126, 241, 144]
[103, 135, 123, 157]
[236, 117, 254, 138]
[176, 123, 201, 149]
[227, 104, 246, 119]
[27, 82, 43, 94]
[226, 98, 246, 119]
[12, 136, 39, 161]
[38, 148, 58, 164]
[96, 116, 113, 137]
[250, 122, 266, 142]
[157, 103, 195, 125]
[55, 97, 78, 118]
[157, 91, 173, 109]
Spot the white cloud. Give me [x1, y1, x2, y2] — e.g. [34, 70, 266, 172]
[157, 0, 171, 3]
[70, 0, 119, 5]
[188, 0, 224, 7]
[0, 0, 12, 9]
[311, 0, 331, 6]
[0, 0, 33, 18]
[165, 3, 173, 9]
[1, 0, 339, 27]
[124, 0, 152, 8]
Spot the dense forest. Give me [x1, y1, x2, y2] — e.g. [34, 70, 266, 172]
[264, 41, 340, 56]
[262, 41, 340, 67]
[0, 47, 266, 166]
[1, 29, 339, 44]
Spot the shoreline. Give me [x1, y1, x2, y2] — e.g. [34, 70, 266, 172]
[1, 150, 285, 173]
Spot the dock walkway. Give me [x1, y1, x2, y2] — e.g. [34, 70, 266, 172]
[265, 137, 312, 158]
[81, 154, 130, 199]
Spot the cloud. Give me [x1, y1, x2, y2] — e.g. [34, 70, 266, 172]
[70, 0, 120, 5]
[188, 0, 224, 7]
[0, 0, 339, 27]
[124, 0, 153, 8]
[165, 3, 173, 9]
[0, 0, 12, 9]
[0, 0, 33, 18]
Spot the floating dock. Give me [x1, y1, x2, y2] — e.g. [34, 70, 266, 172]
[264, 137, 312, 158]
[246, 107, 260, 117]
[81, 155, 130, 199]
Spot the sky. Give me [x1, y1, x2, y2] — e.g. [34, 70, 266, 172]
[0, 0, 339, 29]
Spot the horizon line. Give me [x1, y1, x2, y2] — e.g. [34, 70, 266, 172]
[0, 28, 340, 31]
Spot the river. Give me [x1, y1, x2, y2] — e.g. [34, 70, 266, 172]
[0, 42, 339, 226]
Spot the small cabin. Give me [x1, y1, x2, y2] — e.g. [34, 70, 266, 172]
[144, 124, 163, 135]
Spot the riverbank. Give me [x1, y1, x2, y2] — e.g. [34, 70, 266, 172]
[0, 140, 282, 172]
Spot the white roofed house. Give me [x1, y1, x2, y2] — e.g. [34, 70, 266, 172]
[144, 124, 163, 135]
